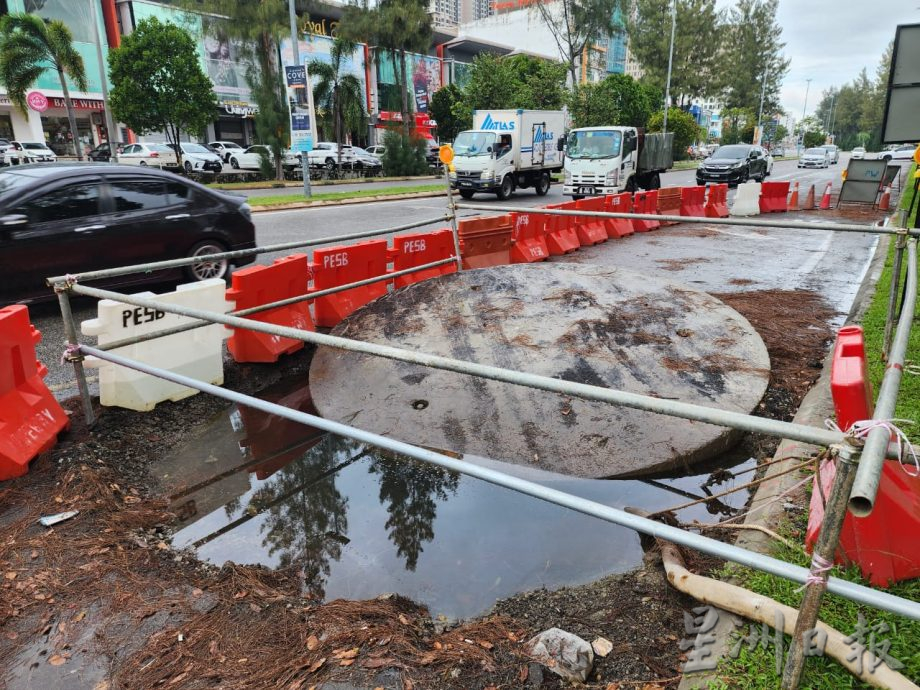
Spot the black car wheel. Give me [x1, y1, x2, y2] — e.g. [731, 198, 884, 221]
[230, 157, 240, 169]
[185, 240, 229, 282]
[648, 172, 661, 190]
[535, 172, 551, 196]
[459, 189, 475, 199]
[184, 161, 193, 174]
[325, 158, 336, 170]
[625, 176, 637, 193]
[496, 175, 514, 201]
[139, 160, 148, 167]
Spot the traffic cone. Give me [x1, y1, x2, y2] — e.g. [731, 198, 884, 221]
[878, 184, 891, 211]
[819, 182, 832, 210]
[788, 181, 799, 211]
[803, 184, 815, 209]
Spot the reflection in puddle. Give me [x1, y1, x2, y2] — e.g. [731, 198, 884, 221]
[161, 378, 755, 620]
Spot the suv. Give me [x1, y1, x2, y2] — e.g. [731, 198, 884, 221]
[821, 144, 839, 164]
[696, 144, 769, 186]
[881, 144, 917, 162]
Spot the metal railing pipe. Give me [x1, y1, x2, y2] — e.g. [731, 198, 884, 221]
[45, 214, 450, 286]
[94, 256, 457, 352]
[75, 344, 920, 621]
[69, 283, 849, 449]
[454, 203, 920, 238]
[849, 239, 918, 517]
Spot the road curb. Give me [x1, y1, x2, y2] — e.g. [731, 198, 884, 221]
[210, 175, 440, 192]
[250, 189, 447, 213]
[678, 232, 891, 690]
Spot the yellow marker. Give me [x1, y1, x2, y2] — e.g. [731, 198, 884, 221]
[439, 145, 454, 165]
[914, 144, 920, 165]
[842, 169, 847, 181]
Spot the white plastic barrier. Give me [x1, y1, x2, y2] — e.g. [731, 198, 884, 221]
[730, 181, 762, 217]
[81, 279, 231, 411]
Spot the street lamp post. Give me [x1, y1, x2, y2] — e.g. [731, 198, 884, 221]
[662, 0, 676, 135]
[288, 0, 312, 198]
[756, 67, 767, 145]
[89, 0, 118, 162]
[799, 78, 812, 153]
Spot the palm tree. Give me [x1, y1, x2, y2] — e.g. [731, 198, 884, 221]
[309, 37, 368, 167]
[0, 13, 88, 160]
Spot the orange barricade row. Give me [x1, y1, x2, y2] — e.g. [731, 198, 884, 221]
[0, 305, 69, 481]
[704, 184, 729, 218]
[509, 212, 550, 264]
[759, 181, 790, 214]
[227, 254, 314, 363]
[391, 229, 458, 287]
[656, 187, 682, 226]
[311, 239, 390, 328]
[604, 193, 636, 238]
[458, 214, 513, 269]
[543, 203, 581, 255]
[680, 186, 707, 217]
[572, 197, 609, 245]
[631, 190, 660, 232]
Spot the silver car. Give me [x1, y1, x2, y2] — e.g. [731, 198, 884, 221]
[798, 147, 829, 168]
[821, 144, 839, 164]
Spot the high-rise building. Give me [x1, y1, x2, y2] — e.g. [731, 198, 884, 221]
[431, 0, 492, 27]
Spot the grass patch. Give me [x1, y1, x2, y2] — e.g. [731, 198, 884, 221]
[247, 184, 445, 207]
[898, 163, 917, 228]
[209, 175, 437, 191]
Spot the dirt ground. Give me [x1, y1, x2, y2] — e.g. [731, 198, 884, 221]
[0, 288, 836, 690]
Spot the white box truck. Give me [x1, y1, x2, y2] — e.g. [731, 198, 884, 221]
[449, 109, 565, 200]
[562, 127, 674, 199]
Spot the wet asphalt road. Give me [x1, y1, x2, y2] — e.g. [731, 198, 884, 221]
[32, 154, 893, 400]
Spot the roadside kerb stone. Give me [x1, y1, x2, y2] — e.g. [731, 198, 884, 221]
[250, 189, 447, 213]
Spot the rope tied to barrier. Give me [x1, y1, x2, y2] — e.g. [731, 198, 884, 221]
[60, 342, 83, 364]
[826, 418, 920, 477]
[796, 553, 835, 592]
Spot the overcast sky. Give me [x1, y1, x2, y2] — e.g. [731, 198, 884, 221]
[716, 0, 920, 122]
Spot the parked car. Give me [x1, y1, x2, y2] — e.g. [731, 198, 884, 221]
[366, 145, 385, 157]
[87, 142, 127, 162]
[696, 144, 769, 186]
[228, 145, 273, 171]
[349, 146, 383, 172]
[7, 141, 57, 165]
[306, 142, 358, 169]
[0, 164, 255, 303]
[119, 142, 180, 169]
[771, 146, 786, 158]
[881, 144, 917, 162]
[172, 142, 223, 175]
[851, 146, 866, 160]
[0, 138, 14, 164]
[821, 144, 840, 164]
[423, 137, 440, 165]
[208, 140, 245, 163]
[798, 147, 830, 168]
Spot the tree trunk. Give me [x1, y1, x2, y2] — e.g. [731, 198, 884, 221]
[399, 50, 410, 137]
[172, 124, 184, 172]
[335, 86, 342, 167]
[58, 68, 82, 161]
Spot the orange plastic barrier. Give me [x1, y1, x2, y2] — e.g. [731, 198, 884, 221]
[679, 186, 707, 217]
[759, 181, 790, 213]
[604, 193, 636, 238]
[312, 239, 390, 328]
[227, 254, 314, 363]
[631, 191, 660, 232]
[509, 212, 549, 263]
[543, 204, 581, 255]
[458, 215, 513, 269]
[572, 198, 608, 245]
[704, 184, 729, 218]
[391, 229, 458, 287]
[656, 187, 682, 226]
[0, 305, 69, 481]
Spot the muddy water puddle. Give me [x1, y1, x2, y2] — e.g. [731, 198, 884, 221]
[161, 377, 756, 621]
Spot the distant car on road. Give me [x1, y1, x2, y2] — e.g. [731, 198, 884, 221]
[208, 140, 245, 163]
[881, 144, 917, 162]
[798, 147, 829, 169]
[696, 144, 769, 186]
[821, 144, 839, 164]
[771, 146, 786, 158]
[119, 142, 180, 169]
[851, 146, 866, 160]
[0, 164, 255, 303]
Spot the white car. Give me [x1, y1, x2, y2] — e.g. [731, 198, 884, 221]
[881, 144, 917, 162]
[208, 140, 245, 163]
[851, 146, 866, 160]
[7, 141, 57, 164]
[307, 142, 357, 169]
[366, 145, 385, 157]
[228, 145, 300, 171]
[821, 144, 839, 164]
[798, 147, 829, 168]
[119, 142, 179, 169]
[176, 142, 223, 175]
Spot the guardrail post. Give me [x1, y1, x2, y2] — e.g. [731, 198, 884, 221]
[55, 283, 96, 427]
[444, 162, 463, 272]
[883, 226, 908, 358]
[781, 443, 860, 689]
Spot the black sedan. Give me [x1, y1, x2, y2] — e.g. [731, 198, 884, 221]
[0, 164, 256, 303]
[87, 142, 127, 162]
[696, 144, 770, 186]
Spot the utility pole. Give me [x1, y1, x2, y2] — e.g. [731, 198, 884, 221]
[662, 0, 676, 135]
[829, 97, 838, 143]
[799, 78, 811, 153]
[288, 0, 312, 198]
[756, 66, 767, 145]
[90, 0, 118, 162]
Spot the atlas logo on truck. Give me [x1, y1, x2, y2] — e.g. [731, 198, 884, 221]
[533, 126, 555, 144]
[480, 114, 516, 131]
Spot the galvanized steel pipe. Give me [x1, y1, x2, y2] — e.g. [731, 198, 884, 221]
[75, 344, 920, 621]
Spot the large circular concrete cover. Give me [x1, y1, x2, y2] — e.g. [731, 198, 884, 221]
[309, 264, 770, 478]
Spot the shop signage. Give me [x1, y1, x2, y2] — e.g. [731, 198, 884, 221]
[49, 97, 104, 110]
[222, 101, 258, 117]
[288, 64, 316, 153]
[285, 65, 307, 88]
[378, 112, 437, 128]
[300, 16, 340, 37]
[27, 91, 48, 112]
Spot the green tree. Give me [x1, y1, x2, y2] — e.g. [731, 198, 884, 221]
[108, 18, 217, 171]
[0, 14, 87, 159]
[532, 0, 624, 86]
[718, 107, 754, 145]
[722, 0, 789, 114]
[566, 73, 654, 128]
[803, 129, 825, 149]
[648, 107, 698, 160]
[429, 83, 467, 143]
[461, 53, 568, 112]
[629, 0, 725, 104]
[380, 128, 427, 176]
[310, 36, 368, 166]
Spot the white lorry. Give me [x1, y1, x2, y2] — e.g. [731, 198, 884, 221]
[562, 127, 674, 199]
[449, 109, 565, 200]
